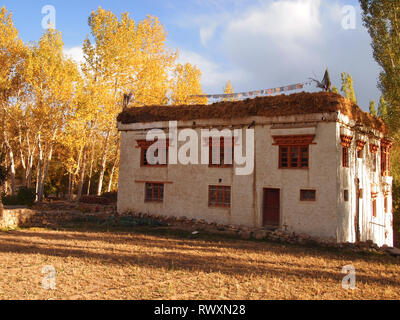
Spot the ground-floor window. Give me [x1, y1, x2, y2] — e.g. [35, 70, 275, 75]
[384, 197, 388, 214]
[372, 153, 377, 172]
[344, 190, 349, 202]
[145, 183, 164, 202]
[300, 189, 316, 201]
[209, 186, 231, 208]
[371, 192, 378, 218]
[372, 199, 377, 218]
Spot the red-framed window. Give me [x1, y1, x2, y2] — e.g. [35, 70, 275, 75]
[279, 146, 309, 169]
[342, 147, 349, 168]
[370, 144, 379, 172]
[372, 199, 377, 218]
[381, 148, 387, 175]
[372, 153, 377, 172]
[384, 197, 388, 214]
[137, 140, 169, 167]
[371, 192, 378, 218]
[145, 183, 164, 202]
[381, 139, 392, 177]
[356, 140, 366, 158]
[273, 135, 315, 169]
[341, 135, 352, 168]
[209, 137, 234, 167]
[208, 186, 231, 207]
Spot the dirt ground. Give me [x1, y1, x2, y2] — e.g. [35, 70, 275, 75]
[0, 226, 399, 300]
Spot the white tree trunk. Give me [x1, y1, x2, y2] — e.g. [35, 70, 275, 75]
[107, 157, 118, 193]
[3, 131, 16, 195]
[36, 133, 44, 202]
[38, 130, 57, 202]
[77, 148, 87, 200]
[97, 132, 110, 196]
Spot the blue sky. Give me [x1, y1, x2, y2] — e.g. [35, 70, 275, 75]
[1, 0, 381, 109]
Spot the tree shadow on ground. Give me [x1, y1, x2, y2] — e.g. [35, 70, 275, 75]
[9, 225, 400, 265]
[0, 228, 399, 289]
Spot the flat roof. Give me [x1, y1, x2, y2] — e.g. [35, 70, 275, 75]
[117, 91, 386, 133]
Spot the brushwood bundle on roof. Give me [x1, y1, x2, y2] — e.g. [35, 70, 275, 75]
[117, 92, 387, 133]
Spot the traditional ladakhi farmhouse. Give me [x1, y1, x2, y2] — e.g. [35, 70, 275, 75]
[117, 92, 393, 247]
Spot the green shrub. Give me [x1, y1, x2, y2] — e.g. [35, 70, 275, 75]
[17, 187, 36, 206]
[79, 195, 112, 205]
[2, 187, 35, 207]
[2, 195, 19, 206]
[101, 191, 118, 203]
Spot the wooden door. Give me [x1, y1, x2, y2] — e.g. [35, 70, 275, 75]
[263, 189, 280, 227]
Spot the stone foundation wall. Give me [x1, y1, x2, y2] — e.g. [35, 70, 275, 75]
[0, 208, 37, 229]
[119, 211, 394, 254]
[0, 206, 397, 256]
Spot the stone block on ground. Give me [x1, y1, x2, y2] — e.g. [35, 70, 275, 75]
[254, 230, 268, 240]
[239, 230, 252, 240]
[385, 247, 400, 257]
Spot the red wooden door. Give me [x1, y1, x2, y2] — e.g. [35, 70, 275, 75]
[263, 189, 280, 227]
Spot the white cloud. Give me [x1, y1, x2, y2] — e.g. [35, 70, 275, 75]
[177, 49, 249, 91]
[200, 24, 217, 46]
[220, 0, 327, 86]
[228, 0, 322, 40]
[64, 46, 84, 65]
[196, 0, 381, 108]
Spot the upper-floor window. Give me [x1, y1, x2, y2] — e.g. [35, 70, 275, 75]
[273, 135, 315, 169]
[340, 135, 353, 168]
[209, 137, 234, 168]
[356, 140, 366, 158]
[279, 146, 309, 168]
[370, 144, 379, 172]
[381, 139, 392, 176]
[137, 139, 169, 167]
[342, 147, 349, 167]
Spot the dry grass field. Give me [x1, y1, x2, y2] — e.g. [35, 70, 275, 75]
[0, 226, 399, 300]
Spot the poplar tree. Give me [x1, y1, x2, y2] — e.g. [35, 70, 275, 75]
[170, 62, 208, 105]
[378, 96, 389, 122]
[340, 72, 357, 104]
[332, 86, 339, 94]
[0, 6, 208, 201]
[0, 7, 26, 195]
[369, 100, 377, 116]
[360, 0, 400, 129]
[223, 80, 236, 102]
